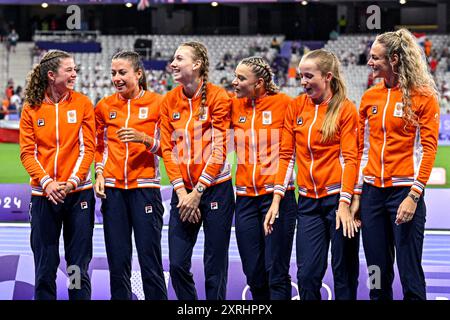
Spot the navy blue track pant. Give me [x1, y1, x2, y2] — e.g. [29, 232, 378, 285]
[102, 187, 167, 300]
[30, 189, 95, 300]
[169, 180, 235, 300]
[235, 190, 297, 300]
[296, 194, 360, 300]
[360, 183, 426, 300]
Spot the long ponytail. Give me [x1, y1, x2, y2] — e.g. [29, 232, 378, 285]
[301, 49, 347, 142]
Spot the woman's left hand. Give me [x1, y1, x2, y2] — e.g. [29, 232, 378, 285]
[336, 201, 359, 238]
[395, 194, 418, 225]
[62, 181, 74, 195]
[178, 190, 202, 223]
[117, 127, 147, 144]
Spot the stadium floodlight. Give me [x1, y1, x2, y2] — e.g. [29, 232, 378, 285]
[126, 2, 133, 8]
[41, 2, 48, 8]
[211, 1, 218, 7]
[301, 1, 308, 5]
[399, 0, 406, 4]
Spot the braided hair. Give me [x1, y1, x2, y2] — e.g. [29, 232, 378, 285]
[24, 50, 72, 106]
[180, 41, 209, 118]
[238, 56, 279, 95]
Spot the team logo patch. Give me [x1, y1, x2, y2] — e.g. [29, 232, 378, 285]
[139, 107, 148, 119]
[239, 116, 246, 123]
[296, 116, 303, 125]
[262, 111, 272, 125]
[145, 205, 153, 214]
[109, 111, 117, 119]
[80, 201, 88, 210]
[199, 108, 208, 121]
[172, 112, 180, 120]
[372, 106, 378, 114]
[67, 110, 77, 124]
[393, 102, 404, 118]
[211, 202, 218, 210]
[37, 119, 45, 127]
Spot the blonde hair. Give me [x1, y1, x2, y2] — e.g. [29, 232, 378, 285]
[301, 49, 347, 142]
[24, 50, 72, 106]
[180, 41, 209, 118]
[112, 50, 147, 90]
[375, 28, 438, 127]
[238, 56, 279, 95]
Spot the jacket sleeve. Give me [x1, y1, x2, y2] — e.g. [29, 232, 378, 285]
[94, 100, 106, 175]
[160, 94, 185, 191]
[198, 89, 232, 187]
[19, 104, 53, 190]
[148, 117, 162, 157]
[411, 95, 440, 195]
[354, 95, 369, 195]
[67, 99, 96, 189]
[339, 101, 359, 204]
[274, 101, 296, 197]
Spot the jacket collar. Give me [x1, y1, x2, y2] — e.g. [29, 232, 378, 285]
[117, 89, 145, 101]
[43, 90, 71, 105]
[179, 80, 204, 101]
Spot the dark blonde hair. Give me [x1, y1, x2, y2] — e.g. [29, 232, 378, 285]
[301, 49, 347, 142]
[112, 50, 147, 90]
[375, 28, 438, 127]
[24, 50, 72, 106]
[180, 41, 209, 118]
[238, 56, 279, 95]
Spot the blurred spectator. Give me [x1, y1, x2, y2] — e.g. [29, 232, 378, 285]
[358, 40, 367, 65]
[5, 79, 14, 100]
[429, 54, 438, 75]
[338, 15, 347, 34]
[329, 29, 339, 41]
[215, 58, 226, 71]
[1, 96, 9, 120]
[270, 37, 281, 53]
[424, 38, 432, 58]
[10, 86, 22, 109]
[441, 95, 450, 114]
[7, 28, 19, 53]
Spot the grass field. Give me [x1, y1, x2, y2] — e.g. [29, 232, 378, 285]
[1, 143, 449, 188]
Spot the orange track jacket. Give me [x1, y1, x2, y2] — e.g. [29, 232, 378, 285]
[20, 91, 95, 196]
[355, 82, 440, 195]
[274, 94, 359, 205]
[95, 90, 163, 189]
[231, 93, 296, 196]
[160, 82, 232, 191]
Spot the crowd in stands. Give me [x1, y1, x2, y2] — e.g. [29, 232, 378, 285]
[1, 79, 23, 121]
[4, 34, 450, 120]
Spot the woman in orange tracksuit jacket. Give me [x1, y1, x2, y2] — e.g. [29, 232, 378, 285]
[19, 50, 95, 300]
[160, 41, 234, 300]
[265, 49, 360, 300]
[94, 51, 167, 300]
[352, 29, 440, 300]
[231, 56, 297, 300]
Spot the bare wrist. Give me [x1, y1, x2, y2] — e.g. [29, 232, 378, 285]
[176, 187, 187, 196]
